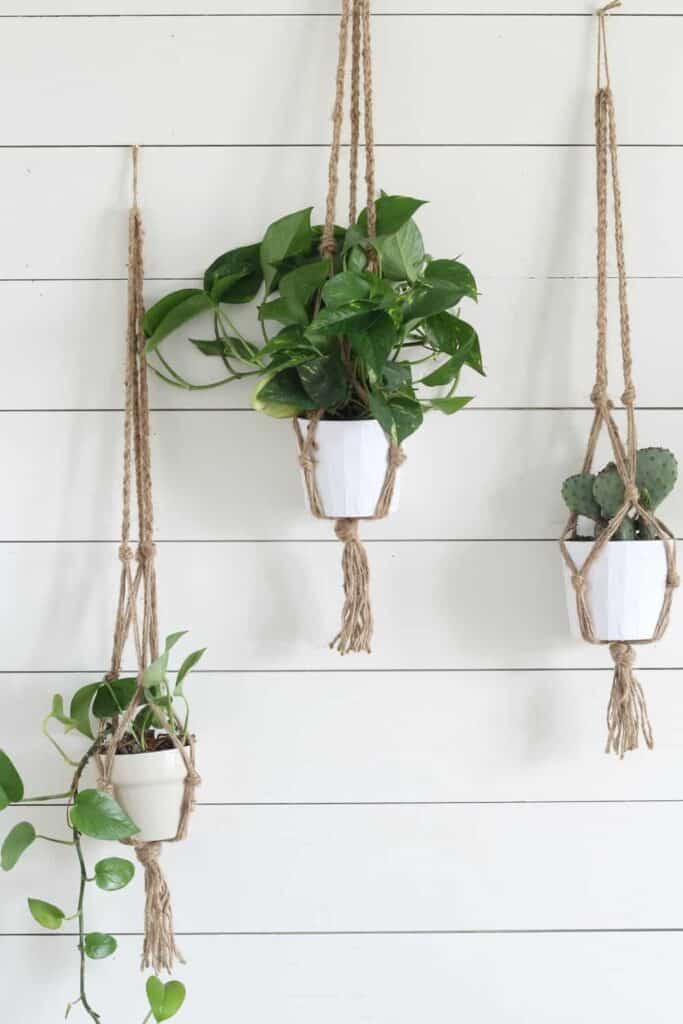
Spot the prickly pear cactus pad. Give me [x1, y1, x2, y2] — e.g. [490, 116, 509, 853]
[561, 473, 601, 521]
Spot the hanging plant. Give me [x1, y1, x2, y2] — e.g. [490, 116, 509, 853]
[0, 148, 204, 1021]
[559, 3, 678, 758]
[143, 0, 483, 654]
[0, 634, 202, 1023]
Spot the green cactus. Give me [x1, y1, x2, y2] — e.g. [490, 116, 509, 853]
[561, 446, 677, 541]
[593, 462, 624, 520]
[561, 473, 601, 520]
[636, 447, 678, 511]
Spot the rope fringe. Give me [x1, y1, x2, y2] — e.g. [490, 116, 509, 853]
[135, 842, 185, 974]
[605, 643, 654, 758]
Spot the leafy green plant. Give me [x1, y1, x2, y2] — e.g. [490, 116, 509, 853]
[0, 631, 203, 1021]
[143, 196, 483, 443]
[562, 447, 677, 540]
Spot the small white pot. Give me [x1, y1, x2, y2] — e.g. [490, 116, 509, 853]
[562, 540, 668, 642]
[297, 418, 398, 519]
[109, 747, 190, 843]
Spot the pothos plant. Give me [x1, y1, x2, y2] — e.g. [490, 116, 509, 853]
[0, 631, 205, 1022]
[143, 195, 483, 443]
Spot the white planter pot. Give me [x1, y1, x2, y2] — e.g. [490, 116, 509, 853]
[562, 540, 668, 642]
[109, 747, 190, 843]
[297, 418, 398, 519]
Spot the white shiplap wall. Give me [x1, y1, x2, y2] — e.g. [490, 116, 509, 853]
[2, 3, 683, 1021]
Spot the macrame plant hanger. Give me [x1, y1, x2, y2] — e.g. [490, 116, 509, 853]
[293, 0, 406, 655]
[96, 146, 201, 972]
[560, 2, 678, 757]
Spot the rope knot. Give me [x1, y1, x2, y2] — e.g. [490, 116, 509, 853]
[118, 543, 134, 562]
[298, 452, 316, 473]
[137, 541, 156, 562]
[97, 778, 115, 796]
[621, 384, 636, 406]
[571, 573, 587, 593]
[609, 641, 634, 669]
[668, 571, 681, 589]
[624, 482, 639, 505]
[334, 517, 359, 544]
[320, 239, 337, 258]
[590, 386, 612, 410]
[388, 444, 407, 469]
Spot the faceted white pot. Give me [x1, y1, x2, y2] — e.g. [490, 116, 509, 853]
[562, 540, 668, 642]
[109, 747, 189, 843]
[297, 418, 398, 519]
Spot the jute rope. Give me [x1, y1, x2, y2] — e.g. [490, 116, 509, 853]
[559, 3, 678, 757]
[295, 0, 405, 655]
[95, 146, 201, 972]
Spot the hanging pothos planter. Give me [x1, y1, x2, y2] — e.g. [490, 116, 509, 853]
[142, 0, 483, 654]
[559, 3, 678, 758]
[0, 148, 203, 1023]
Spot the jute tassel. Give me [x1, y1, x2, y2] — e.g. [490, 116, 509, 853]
[331, 518, 373, 654]
[605, 642, 653, 757]
[136, 843, 185, 973]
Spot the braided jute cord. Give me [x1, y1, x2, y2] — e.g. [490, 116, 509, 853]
[296, 0, 405, 655]
[559, 6, 678, 757]
[95, 146, 201, 972]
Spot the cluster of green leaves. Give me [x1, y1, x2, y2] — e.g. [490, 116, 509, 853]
[62, 631, 206, 754]
[0, 631, 202, 1021]
[143, 195, 483, 443]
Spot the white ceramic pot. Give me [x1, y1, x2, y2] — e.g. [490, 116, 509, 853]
[297, 418, 398, 519]
[109, 747, 190, 843]
[562, 540, 668, 642]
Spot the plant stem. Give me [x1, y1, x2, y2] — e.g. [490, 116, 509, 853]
[35, 834, 75, 847]
[67, 737, 106, 1024]
[21, 790, 72, 802]
[142, 1012, 153, 1024]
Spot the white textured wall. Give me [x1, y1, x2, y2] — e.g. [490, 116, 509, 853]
[2, 2, 683, 1021]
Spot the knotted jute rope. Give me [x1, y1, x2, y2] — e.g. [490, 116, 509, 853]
[95, 146, 201, 972]
[294, 0, 406, 655]
[559, 4, 678, 757]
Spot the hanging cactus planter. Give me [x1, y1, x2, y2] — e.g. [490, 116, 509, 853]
[142, 0, 483, 654]
[559, 6, 678, 758]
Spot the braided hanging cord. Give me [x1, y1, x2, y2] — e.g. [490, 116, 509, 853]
[559, 4, 678, 756]
[294, 0, 405, 655]
[96, 146, 201, 971]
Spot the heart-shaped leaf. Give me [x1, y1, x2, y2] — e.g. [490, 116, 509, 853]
[146, 976, 187, 1022]
[94, 856, 135, 891]
[373, 218, 424, 282]
[357, 195, 426, 239]
[260, 208, 314, 294]
[144, 290, 214, 354]
[92, 678, 137, 719]
[203, 244, 262, 304]
[28, 898, 64, 930]
[430, 396, 473, 415]
[424, 259, 478, 301]
[69, 683, 101, 740]
[0, 751, 24, 806]
[70, 790, 139, 841]
[1, 822, 36, 870]
[174, 649, 206, 698]
[84, 932, 117, 959]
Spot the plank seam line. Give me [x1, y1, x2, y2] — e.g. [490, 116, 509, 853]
[5, 928, 683, 937]
[16, 799, 683, 808]
[0, 11, 679, 18]
[1, 143, 683, 150]
[3, 667, 682, 674]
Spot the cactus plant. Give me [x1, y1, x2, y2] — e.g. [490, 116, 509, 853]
[561, 447, 677, 541]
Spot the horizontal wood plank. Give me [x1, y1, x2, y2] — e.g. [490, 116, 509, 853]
[2, 147, 682, 281]
[1, 17, 682, 145]
[2, 408, 681, 540]
[4, 277, 683, 410]
[3, 932, 682, 1024]
[5, 670, 683, 802]
[1, 541, 681, 671]
[2, 802, 683, 932]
